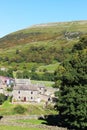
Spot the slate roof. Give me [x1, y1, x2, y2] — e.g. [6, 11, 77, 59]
[13, 84, 38, 91]
[15, 79, 31, 85]
[14, 78, 45, 91]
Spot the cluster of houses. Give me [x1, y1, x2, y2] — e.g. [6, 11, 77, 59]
[0, 76, 57, 104]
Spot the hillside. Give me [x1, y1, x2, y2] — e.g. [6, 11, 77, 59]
[1, 20, 87, 48]
[0, 20, 87, 77]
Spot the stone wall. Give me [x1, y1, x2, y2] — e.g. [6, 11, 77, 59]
[0, 115, 67, 130]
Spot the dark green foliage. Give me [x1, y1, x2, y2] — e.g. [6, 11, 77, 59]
[16, 70, 54, 81]
[0, 44, 68, 65]
[57, 85, 87, 129]
[22, 70, 30, 78]
[43, 72, 54, 81]
[8, 96, 13, 102]
[16, 71, 23, 78]
[13, 105, 27, 114]
[30, 72, 54, 81]
[31, 66, 37, 72]
[0, 69, 13, 77]
[6, 69, 13, 78]
[72, 37, 87, 52]
[54, 37, 87, 129]
[0, 94, 7, 105]
[3, 56, 9, 62]
[6, 87, 13, 92]
[0, 70, 7, 76]
[43, 68, 47, 72]
[16, 49, 20, 54]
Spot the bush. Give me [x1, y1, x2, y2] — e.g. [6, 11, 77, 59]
[13, 105, 27, 114]
[0, 94, 7, 105]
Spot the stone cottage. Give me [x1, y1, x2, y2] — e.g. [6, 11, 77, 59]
[0, 85, 4, 94]
[0, 76, 14, 88]
[12, 79, 48, 103]
[0, 76, 6, 94]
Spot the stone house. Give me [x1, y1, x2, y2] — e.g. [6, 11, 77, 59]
[12, 79, 48, 103]
[13, 85, 38, 102]
[0, 76, 14, 87]
[0, 85, 4, 94]
[0, 76, 6, 94]
[0, 77, 57, 103]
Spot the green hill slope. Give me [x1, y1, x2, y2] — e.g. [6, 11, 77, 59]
[1, 20, 87, 48]
[0, 20, 87, 73]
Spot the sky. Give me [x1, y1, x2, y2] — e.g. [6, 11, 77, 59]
[0, 0, 87, 38]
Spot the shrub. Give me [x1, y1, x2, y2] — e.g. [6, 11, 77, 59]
[0, 94, 7, 105]
[13, 105, 27, 114]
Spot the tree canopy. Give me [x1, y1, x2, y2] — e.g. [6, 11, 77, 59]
[54, 37, 87, 129]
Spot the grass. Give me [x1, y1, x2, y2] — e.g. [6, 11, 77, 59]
[2, 100, 13, 108]
[0, 100, 57, 130]
[31, 80, 54, 87]
[0, 100, 57, 116]
[16, 119, 46, 125]
[0, 100, 14, 115]
[0, 125, 44, 130]
[37, 63, 59, 72]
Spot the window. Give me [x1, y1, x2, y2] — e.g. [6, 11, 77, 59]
[31, 91, 33, 94]
[31, 97, 33, 99]
[18, 91, 20, 94]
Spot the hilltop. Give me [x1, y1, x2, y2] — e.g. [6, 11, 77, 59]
[0, 20, 87, 48]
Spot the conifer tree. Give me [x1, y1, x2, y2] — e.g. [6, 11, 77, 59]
[54, 37, 87, 129]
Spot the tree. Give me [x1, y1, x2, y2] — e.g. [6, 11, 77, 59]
[7, 69, 13, 77]
[0, 94, 7, 105]
[22, 70, 29, 78]
[16, 71, 23, 78]
[72, 36, 87, 52]
[16, 49, 20, 54]
[54, 38, 87, 129]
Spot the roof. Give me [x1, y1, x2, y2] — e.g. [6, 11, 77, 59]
[15, 79, 31, 86]
[13, 84, 38, 91]
[13, 78, 46, 91]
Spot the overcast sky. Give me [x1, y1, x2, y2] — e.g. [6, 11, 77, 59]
[0, 0, 87, 37]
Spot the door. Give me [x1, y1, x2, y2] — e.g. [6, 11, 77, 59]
[24, 97, 26, 102]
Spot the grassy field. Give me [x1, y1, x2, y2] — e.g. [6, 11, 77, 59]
[16, 119, 46, 124]
[31, 80, 54, 87]
[0, 99, 64, 130]
[37, 63, 59, 72]
[0, 101, 58, 130]
[0, 115, 66, 130]
[0, 125, 44, 130]
[0, 100, 57, 116]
